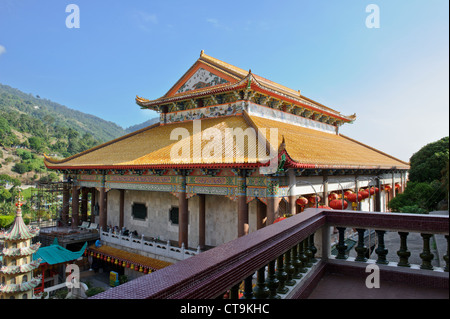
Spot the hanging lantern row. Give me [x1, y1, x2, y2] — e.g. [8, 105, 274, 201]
[329, 199, 348, 210]
[295, 184, 385, 209]
[88, 251, 153, 274]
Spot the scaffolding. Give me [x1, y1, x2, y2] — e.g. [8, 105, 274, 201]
[31, 181, 99, 249]
[30, 181, 69, 228]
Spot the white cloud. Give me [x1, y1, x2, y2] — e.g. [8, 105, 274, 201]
[133, 10, 158, 32]
[206, 18, 231, 31]
[0, 45, 6, 56]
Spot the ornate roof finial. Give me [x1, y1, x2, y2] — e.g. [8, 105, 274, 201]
[15, 190, 23, 217]
[200, 50, 205, 57]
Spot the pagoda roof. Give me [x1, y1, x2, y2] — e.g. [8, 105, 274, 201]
[136, 51, 356, 123]
[0, 276, 41, 293]
[44, 113, 409, 171]
[0, 203, 39, 241]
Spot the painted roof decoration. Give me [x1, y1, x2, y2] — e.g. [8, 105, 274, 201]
[0, 276, 42, 293]
[44, 51, 409, 172]
[177, 68, 229, 94]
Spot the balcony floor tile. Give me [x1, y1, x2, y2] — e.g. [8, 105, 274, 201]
[308, 273, 449, 299]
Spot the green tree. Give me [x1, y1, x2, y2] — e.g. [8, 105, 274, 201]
[390, 136, 449, 213]
[28, 136, 44, 152]
[409, 136, 449, 183]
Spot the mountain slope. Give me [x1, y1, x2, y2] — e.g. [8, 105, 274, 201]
[0, 83, 127, 142]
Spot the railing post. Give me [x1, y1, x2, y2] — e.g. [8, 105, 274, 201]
[292, 244, 303, 279]
[309, 233, 318, 262]
[284, 249, 296, 286]
[265, 260, 280, 299]
[397, 232, 411, 267]
[375, 230, 389, 264]
[355, 228, 368, 262]
[276, 255, 289, 294]
[420, 233, 434, 270]
[229, 283, 240, 299]
[243, 275, 254, 299]
[253, 266, 269, 299]
[336, 227, 348, 259]
[444, 235, 449, 272]
[304, 239, 313, 267]
[298, 241, 308, 273]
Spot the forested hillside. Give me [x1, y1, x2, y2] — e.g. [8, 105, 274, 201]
[0, 83, 158, 186]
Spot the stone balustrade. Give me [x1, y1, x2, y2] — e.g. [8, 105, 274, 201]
[100, 230, 200, 261]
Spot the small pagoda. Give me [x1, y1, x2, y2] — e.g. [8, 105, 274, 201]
[0, 197, 42, 299]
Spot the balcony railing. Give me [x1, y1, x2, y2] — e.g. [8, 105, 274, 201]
[92, 209, 448, 299]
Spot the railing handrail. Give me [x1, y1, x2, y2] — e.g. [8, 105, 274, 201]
[324, 210, 449, 234]
[91, 209, 448, 299]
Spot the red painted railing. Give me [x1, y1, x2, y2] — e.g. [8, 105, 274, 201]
[91, 209, 448, 299]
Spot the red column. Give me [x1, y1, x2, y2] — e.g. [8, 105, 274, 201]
[71, 186, 79, 228]
[237, 173, 249, 238]
[62, 183, 70, 226]
[178, 173, 188, 248]
[99, 187, 107, 231]
[256, 199, 267, 230]
[119, 189, 125, 229]
[81, 188, 88, 222]
[198, 194, 206, 250]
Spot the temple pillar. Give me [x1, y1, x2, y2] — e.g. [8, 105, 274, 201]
[256, 199, 267, 230]
[90, 188, 96, 223]
[81, 187, 88, 222]
[119, 189, 125, 230]
[98, 186, 107, 231]
[71, 186, 80, 228]
[323, 174, 329, 206]
[178, 173, 189, 248]
[266, 178, 280, 225]
[62, 183, 70, 226]
[237, 172, 249, 237]
[288, 169, 296, 215]
[198, 194, 206, 250]
[392, 172, 396, 199]
[375, 177, 382, 212]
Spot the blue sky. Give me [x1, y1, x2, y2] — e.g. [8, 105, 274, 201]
[0, 0, 448, 162]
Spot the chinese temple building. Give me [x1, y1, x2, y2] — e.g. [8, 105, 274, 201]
[0, 199, 42, 299]
[44, 51, 409, 258]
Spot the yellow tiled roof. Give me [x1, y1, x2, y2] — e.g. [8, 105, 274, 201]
[44, 116, 266, 169]
[248, 115, 409, 170]
[45, 114, 408, 170]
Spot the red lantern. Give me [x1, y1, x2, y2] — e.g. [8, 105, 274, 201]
[296, 196, 308, 206]
[344, 190, 354, 198]
[359, 190, 369, 200]
[347, 192, 362, 203]
[318, 205, 332, 210]
[328, 193, 339, 201]
[395, 183, 401, 190]
[309, 195, 321, 204]
[329, 199, 348, 210]
[368, 187, 379, 195]
[384, 185, 391, 192]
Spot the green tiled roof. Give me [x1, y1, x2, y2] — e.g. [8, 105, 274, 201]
[33, 239, 87, 265]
